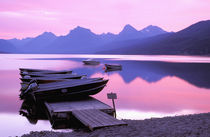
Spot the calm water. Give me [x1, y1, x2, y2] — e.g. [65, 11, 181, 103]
[1, 54, 210, 136]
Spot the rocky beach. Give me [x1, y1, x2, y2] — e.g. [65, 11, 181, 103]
[22, 112, 210, 137]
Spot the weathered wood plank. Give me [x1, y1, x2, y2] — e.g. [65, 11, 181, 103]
[45, 97, 112, 113]
[72, 109, 126, 130]
[93, 109, 117, 125]
[82, 109, 107, 127]
[44, 97, 122, 130]
[73, 110, 101, 128]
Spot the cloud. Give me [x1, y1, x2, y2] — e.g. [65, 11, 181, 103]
[0, 0, 210, 38]
[0, 11, 25, 17]
[0, 10, 59, 21]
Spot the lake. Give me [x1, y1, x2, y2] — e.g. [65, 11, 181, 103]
[1, 54, 210, 136]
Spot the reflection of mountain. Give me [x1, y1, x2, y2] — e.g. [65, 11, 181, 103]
[71, 60, 210, 89]
[119, 61, 210, 89]
[22, 57, 210, 89]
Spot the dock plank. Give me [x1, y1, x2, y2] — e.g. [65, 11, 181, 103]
[81, 109, 108, 127]
[73, 110, 101, 128]
[72, 109, 126, 130]
[44, 97, 122, 129]
[45, 97, 112, 113]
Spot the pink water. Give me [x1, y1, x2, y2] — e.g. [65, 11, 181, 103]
[1, 54, 210, 136]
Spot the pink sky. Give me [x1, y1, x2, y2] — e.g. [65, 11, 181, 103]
[0, 0, 210, 39]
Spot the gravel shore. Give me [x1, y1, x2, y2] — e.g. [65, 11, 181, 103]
[22, 112, 210, 137]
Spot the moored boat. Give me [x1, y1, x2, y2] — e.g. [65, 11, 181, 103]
[105, 64, 122, 70]
[20, 72, 76, 78]
[20, 74, 85, 83]
[20, 69, 72, 76]
[20, 68, 55, 72]
[20, 79, 109, 100]
[20, 77, 104, 91]
[82, 59, 100, 65]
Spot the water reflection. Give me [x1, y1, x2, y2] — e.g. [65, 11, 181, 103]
[75, 60, 210, 89]
[0, 113, 51, 137]
[19, 99, 48, 124]
[1, 54, 210, 136]
[93, 73, 210, 113]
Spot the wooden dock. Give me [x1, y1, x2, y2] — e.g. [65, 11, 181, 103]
[19, 68, 126, 130]
[72, 109, 126, 130]
[45, 97, 126, 130]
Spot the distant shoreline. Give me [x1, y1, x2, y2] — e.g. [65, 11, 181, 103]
[1, 53, 210, 57]
[22, 112, 210, 137]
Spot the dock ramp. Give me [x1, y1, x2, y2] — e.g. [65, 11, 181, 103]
[72, 109, 126, 130]
[44, 97, 126, 130]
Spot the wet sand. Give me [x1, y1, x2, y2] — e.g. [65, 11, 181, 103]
[22, 112, 210, 137]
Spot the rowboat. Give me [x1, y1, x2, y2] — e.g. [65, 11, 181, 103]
[82, 59, 100, 65]
[20, 79, 108, 100]
[20, 74, 85, 83]
[105, 64, 122, 70]
[20, 68, 57, 72]
[20, 78, 104, 91]
[20, 72, 76, 78]
[20, 69, 72, 76]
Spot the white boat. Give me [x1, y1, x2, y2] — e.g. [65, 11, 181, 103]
[83, 59, 100, 65]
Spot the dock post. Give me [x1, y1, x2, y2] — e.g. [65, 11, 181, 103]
[107, 92, 117, 118]
[112, 97, 116, 118]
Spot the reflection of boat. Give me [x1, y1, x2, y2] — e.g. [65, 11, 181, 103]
[105, 68, 122, 73]
[105, 64, 122, 70]
[19, 99, 48, 124]
[20, 79, 109, 100]
[83, 59, 100, 65]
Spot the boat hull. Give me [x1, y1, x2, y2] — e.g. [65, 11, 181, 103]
[20, 75, 84, 83]
[105, 64, 122, 70]
[20, 71, 73, 77]
[20, 73, 75, 78]
[82, 61, 100, 65]
[21, 80, 108, 101]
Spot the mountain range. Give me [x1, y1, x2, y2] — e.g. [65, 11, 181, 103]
[1, 20, 210, 55]
[103, 20, 210, 55]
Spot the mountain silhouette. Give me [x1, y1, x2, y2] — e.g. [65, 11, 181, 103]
[141, 25, 167, 36]
[9, 37, 32, 47]
[0, 39, 18, 53]
[45, 25, 167, 53]
[8, 32, 57, 53]
[1, 20, 210, 55]
[116, 24, 139, 40]
[1, 24, 167, 53]
[115, 24, 167, 41]
[102, 20, 210, 55]
[44, 26, 105, 53]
